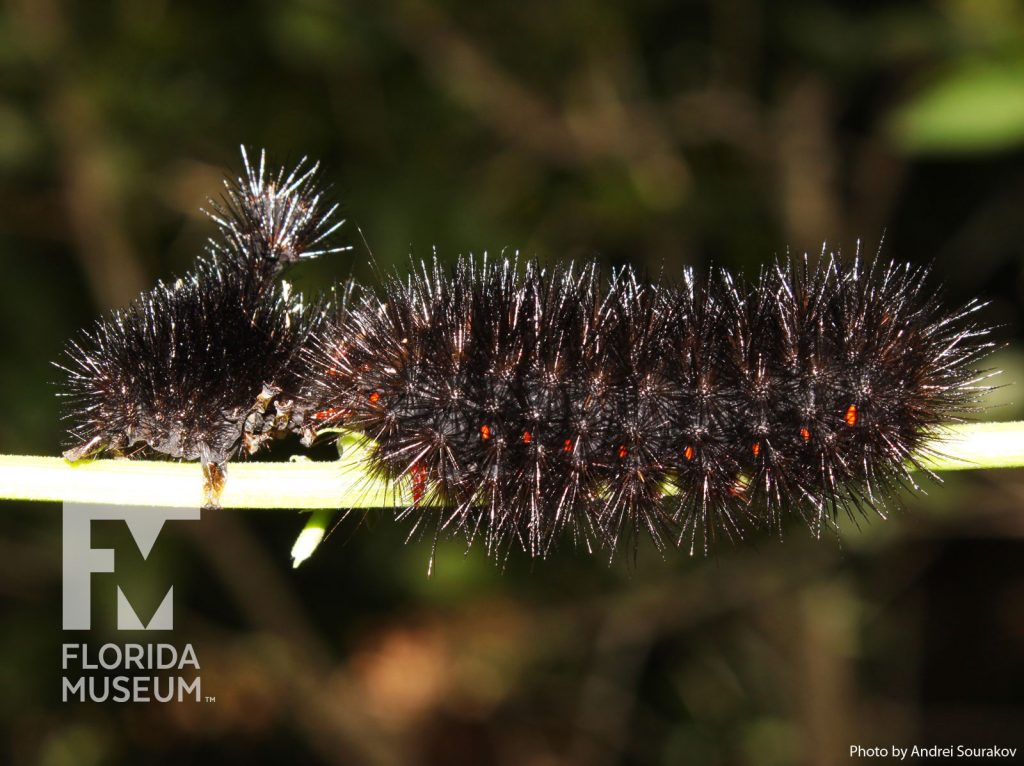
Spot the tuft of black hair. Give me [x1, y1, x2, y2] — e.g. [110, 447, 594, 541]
[203, 147, 347, 285]
[57, 148, 345, 506]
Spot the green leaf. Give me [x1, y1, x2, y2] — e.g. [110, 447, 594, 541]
[889, 62, 1024, 154]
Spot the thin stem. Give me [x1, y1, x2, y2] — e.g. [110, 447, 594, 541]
[0, 453, 410, 509]
[916, 421, 1024, 472]
[1, 421, 1021, 509]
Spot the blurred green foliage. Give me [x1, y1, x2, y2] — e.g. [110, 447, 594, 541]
[890, 61, 1024, 153]
[1, 1, 1023, 764]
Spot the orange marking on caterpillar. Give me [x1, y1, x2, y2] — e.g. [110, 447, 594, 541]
[410, 463, 428, 506]
[480, 424, 491, 440]
[800, 427, 810, 442]
[563, 438, 573, 453]
[368, 391, 381, 404]
[845, 404, 858, 427]
[617, 444, 628, 459]
[684, 446, 695, 461]
[752, 441, 761, 458]
[312, 407, 345, 422]
[522, 431, 532, 444]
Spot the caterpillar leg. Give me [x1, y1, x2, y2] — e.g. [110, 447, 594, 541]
[242, 384, 292, 455]
[202, 460, 227, 510]
[62, 435, 108, 463]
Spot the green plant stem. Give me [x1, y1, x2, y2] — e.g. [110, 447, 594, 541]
[915, 421, 1024, 471]
[0, 453, 410, 509]
[1, 421, 1021, 509]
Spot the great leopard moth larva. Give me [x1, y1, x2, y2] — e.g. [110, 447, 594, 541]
[299, 253, 993, 562]
[57, 148, 347, 506]
[54, 150, 994, 558]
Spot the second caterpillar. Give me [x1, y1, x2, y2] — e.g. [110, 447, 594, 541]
[297, 254, 991, 562]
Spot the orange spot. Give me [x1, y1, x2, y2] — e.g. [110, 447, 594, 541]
[480, 424, 491, 440]
[684, 446, 695, 461]
[312, 407, 344, 422]
[617, 444, 628, 459]
[752, 441, 761, 458]
[563, 438, 573, 453]
[522, 431, 532, 444]
[845, 404, 858, 427]
[800, 427, 810, 442]
[410, 463, 428, 506]
[368, 391, 381, 404]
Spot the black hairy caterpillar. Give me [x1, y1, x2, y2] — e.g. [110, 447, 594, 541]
[54, 148, 994, 561]
[300, 254, 993, 561]
[58, 148, 346, 505]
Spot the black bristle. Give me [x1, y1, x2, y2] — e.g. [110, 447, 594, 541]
[204, 146, 348, 284]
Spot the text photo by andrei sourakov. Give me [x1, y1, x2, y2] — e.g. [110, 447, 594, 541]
[850, 745, 1018, 760]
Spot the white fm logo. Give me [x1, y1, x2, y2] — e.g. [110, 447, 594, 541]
[62, 504, 200, 630]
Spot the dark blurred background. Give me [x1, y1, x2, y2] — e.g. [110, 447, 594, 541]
[1, 0, 1023, 764]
